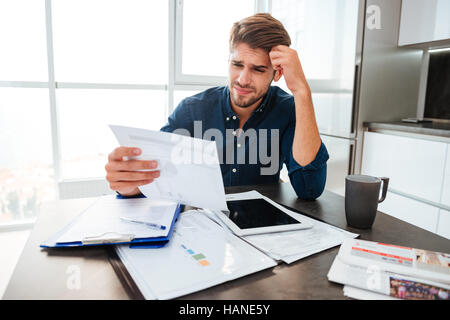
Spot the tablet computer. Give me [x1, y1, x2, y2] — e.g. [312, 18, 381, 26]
[214, 197, 312, 236]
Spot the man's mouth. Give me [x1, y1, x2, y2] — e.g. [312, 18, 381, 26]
[234, 85, 253, 95]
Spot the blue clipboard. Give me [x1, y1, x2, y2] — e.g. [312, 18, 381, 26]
[40, 197, 182, 249]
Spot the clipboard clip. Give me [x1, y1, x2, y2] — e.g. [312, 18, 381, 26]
[82, 232, 135, 245]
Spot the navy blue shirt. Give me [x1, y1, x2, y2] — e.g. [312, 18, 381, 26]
[160, 86, 329, 200]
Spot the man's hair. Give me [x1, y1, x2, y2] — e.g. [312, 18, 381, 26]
[229, 13, 291, 53]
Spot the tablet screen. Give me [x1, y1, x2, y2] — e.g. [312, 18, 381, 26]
[225, 198, 300, 229]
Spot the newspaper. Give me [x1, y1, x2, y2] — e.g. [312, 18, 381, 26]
[327, 239, 450, 300]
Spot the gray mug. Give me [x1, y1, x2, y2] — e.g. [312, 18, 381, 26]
[345, 175, 389, 229]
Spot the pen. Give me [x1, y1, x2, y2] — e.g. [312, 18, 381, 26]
[120, 217, 166, 230]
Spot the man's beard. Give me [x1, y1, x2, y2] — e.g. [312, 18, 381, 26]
[229, 82, 269, 108]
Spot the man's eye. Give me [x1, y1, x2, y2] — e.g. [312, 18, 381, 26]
[232, 63, 243, 67]
[255, 69, 265, 73]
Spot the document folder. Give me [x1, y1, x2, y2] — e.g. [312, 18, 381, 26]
[40, 196, 182, 249]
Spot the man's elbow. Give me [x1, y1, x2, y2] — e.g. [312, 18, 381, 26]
[290, 165, 327, 201]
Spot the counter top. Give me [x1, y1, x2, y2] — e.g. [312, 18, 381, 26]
[364, 121, 450, 138]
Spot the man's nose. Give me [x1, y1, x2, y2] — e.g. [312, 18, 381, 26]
[238, 68, 251, 87]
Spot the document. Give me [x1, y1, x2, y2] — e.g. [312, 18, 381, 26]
[220, 191, 359, 264]
[54, 196, 179, 244]
[328, 239, 450, 300]
[115, 210, 277, 300]
[110, 125, 228, 211]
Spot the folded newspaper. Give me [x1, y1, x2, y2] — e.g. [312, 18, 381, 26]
[327, 239, 450, 300]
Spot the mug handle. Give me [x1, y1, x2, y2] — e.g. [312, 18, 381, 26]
[378, 177, 389, 203]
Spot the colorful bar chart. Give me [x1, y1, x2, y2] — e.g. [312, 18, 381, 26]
[181, 244, 210, 267]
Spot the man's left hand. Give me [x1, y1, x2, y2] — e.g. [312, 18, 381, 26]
[269, 45, 310, 96]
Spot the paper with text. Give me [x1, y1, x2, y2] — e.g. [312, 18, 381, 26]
[115, 210, 277, 300]
[110, 125, 227, 211]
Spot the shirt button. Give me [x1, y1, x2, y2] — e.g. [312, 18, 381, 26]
[232, 116, 237, 120]
[237, 143, 241, 148]
[232, 131, 237, 136]
[226, 117, 230, 121]
[232, 168, 237, 173]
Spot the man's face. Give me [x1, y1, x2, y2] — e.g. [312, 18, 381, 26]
[228, 42, 276, 108]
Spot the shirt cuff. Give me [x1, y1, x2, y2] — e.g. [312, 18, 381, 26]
[115, 191, 146, 199]
[288, 141, 329, 174]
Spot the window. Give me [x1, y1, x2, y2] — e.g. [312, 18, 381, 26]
[52, 0, 168, 84]
[57, 89, 167, 179]
[51, 0, 170, 180]
[0, 0, 266, 227]
[0, 0, 48, 81]
[0, 88, 56, 223]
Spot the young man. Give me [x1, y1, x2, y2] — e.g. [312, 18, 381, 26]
[105, 13, 329, 200]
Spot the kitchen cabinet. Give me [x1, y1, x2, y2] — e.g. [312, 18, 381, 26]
[398, 0, 450, 46]
[362, 131, 450, 238]
[361, 131, 447, 203]
[441, 149, 450, 207]
[437, 209, 450, 239]
[378, 191, 439, 234]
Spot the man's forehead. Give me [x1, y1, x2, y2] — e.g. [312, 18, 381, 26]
[230, 43, 271, 66]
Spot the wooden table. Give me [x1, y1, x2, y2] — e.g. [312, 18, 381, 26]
[4, 183, 450, 299]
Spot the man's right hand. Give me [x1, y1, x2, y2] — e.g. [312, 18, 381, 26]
[105, 147, 160, 197]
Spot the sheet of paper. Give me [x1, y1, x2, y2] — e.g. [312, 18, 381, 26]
[115, 210, 277, 300]
[56, 196, 178, 243]
[110, 125, 227, 211]
[225, 191, 359, 264]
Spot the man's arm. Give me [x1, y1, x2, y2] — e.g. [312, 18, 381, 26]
[269, 45, 322, 166]
[281, 121, 329, 200]
[270, 45, 328, 200]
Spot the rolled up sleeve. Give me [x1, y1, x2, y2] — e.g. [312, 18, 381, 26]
[286, 142, 329, 200]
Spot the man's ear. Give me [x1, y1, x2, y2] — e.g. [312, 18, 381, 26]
[273, 68, 283, 82]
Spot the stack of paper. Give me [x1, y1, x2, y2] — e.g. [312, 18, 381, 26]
[328, 239, 450, 300]
[56, 197, 177, 243]
[41, 196, 181, 248]
[115, 210, 277, 300]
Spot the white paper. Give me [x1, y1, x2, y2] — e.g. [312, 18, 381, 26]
[110, 125, 228, 211]
[224, 191, 359, 264]
[327, 253, 392, 295]
[115, 210, 277, 300]
[56, 196, 178, 243]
